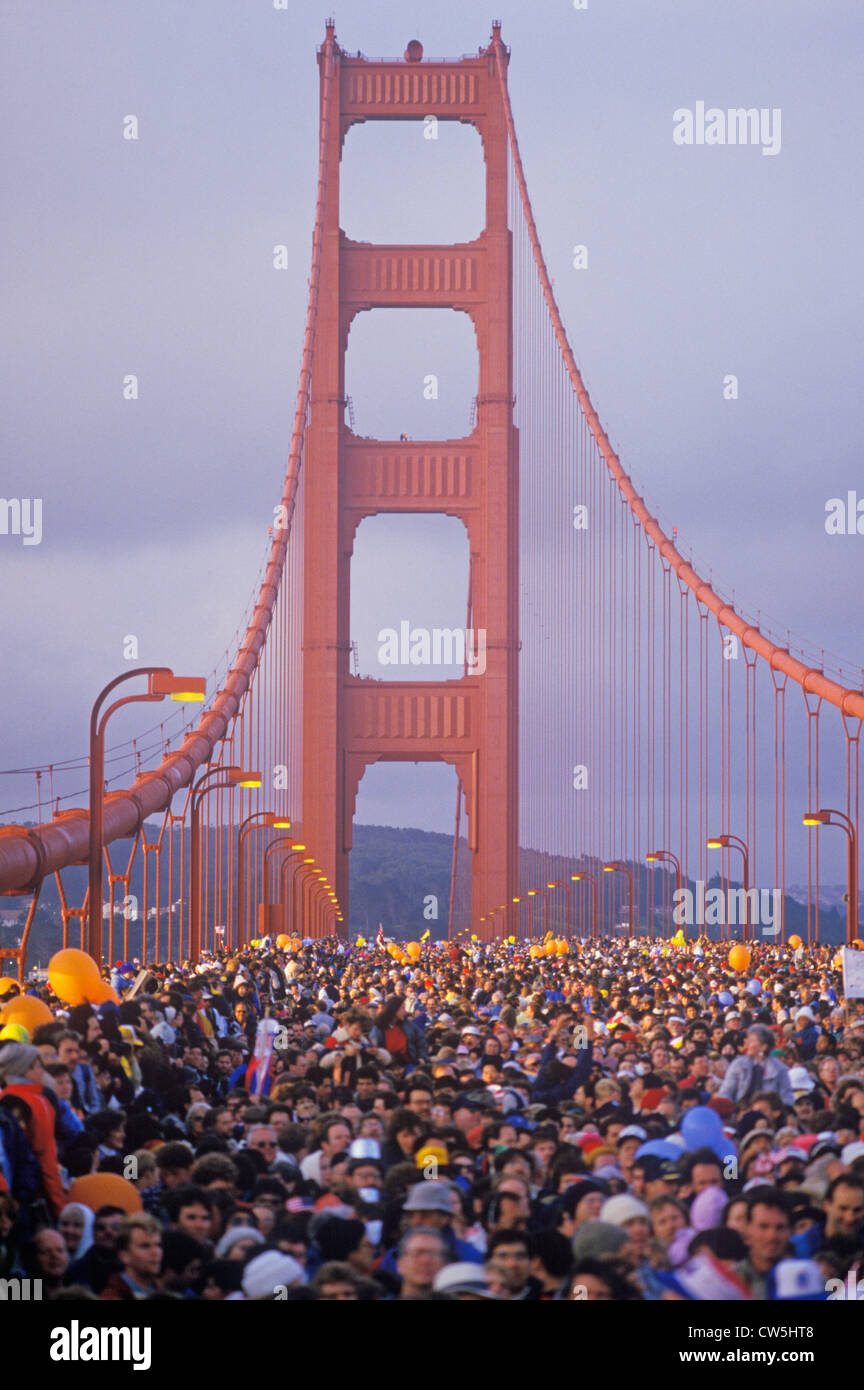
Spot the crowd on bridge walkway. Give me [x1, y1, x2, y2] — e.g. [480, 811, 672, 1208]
[1, 932, 864, 1302]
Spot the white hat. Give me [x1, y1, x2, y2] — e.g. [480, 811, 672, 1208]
[795, 1007, 815, 1023]
[241, 1251, 304, 1299]
[788, 1066, 815, 1094]
[433, 1263, 497, 1298]
[617, 1125, 648, 1143]
[841, 1141, 864, 1166]
[600, 1194, 649, 1227]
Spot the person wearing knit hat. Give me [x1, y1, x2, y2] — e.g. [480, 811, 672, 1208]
[570, 1219, 631, 1264]
[241, 1249, 305, 1299]
[601, 1194, 650, 1229]
[0, 1041, 40, 1082]
[599, 1194, 665, 1300]
[215, 1225, 266, 1261]
[555, 1179, 607, 1237]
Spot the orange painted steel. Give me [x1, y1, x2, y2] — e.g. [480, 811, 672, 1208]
[301, 27, 520, 935]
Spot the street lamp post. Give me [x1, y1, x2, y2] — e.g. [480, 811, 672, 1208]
[88, 668, 205, 963]
[526, 890, 538, 940]
[602, 862, 635, 938]
[646, 850, 682, 939]
[803, 809, 859, 945]
[268, 837, 305, 935]
[190, 766, 261, 960]
[571, 872, 597, 939]
[706, 833, 750, 941]
[543, 882, 563, 938]
[292, 859, 320, 941]
[236, 812, 292, 949]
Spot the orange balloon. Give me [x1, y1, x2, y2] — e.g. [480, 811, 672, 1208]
[0, 977, 19, 998]
[275, 935, 291, 949]
[49, 948, 101, 1007]
[788, 935, 802, 950]
[556, 940, 569, 956]
[290, 938, 302, 952]
[529, 945, 542, 959]
[67, 1173, 142, 1215]
[406, 942, 422, 960]
[0, 994, 54, 1032]
[85, 978, 121, 1006]
[728, 944, 751, 973]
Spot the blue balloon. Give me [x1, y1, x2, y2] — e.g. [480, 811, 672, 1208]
[747, 979, 762, 995]
[711, 1138, 737, 1167]
[634, 1140, 682, 1162]
[718, 990, 734, 1006]
[681, 1105, 725, 1151]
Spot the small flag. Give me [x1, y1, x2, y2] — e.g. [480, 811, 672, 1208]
[246, 1016, 281, 1098]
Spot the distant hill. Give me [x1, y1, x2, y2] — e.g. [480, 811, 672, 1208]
[0, 822, 851, 963]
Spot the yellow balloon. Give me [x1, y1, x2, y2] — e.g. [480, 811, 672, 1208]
[0, 994, 54, 1032]
[48, 948, 101, 1007]
[85, 979, 121, 1006]
[0, 1022, 30, 1043]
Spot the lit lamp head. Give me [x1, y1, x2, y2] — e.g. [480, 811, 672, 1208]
[645, 853, 658, 863]
[150, 672, 207, 703]
[231, 770, 262, 789]
[706, 836, 729, 849]
[802, 811, 831, 827]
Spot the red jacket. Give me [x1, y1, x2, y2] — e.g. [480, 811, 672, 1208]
[0, 1081, 66, 1216]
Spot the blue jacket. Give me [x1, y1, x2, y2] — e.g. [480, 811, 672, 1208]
[54, 1098, 84, 1157]
[530, 1038, 593, 1106]
[71, 1062, 102, 1116]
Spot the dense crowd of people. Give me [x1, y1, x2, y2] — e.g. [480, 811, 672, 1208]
[1, 933, 863, 1301]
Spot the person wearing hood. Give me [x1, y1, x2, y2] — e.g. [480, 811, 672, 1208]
[59, 1201, 95, 1263]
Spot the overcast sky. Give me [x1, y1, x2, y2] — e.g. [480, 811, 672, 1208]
[1, 0, 862, 860]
